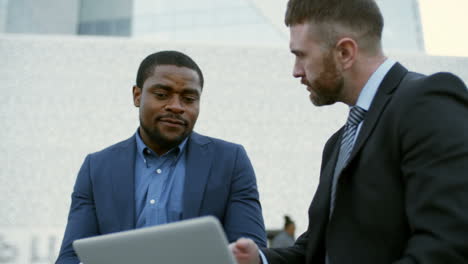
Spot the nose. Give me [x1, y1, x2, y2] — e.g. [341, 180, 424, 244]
[165, 95, 185, 114]
[292, 60, 304, 78]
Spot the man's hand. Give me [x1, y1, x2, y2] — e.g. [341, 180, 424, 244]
[229, 238, 261, 264]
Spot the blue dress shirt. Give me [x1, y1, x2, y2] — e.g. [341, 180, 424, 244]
[354, 58, 396, 142]
[134, 130, 188, 228]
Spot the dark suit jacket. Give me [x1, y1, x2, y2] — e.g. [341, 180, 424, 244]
[263, 63, 468, 263]
[56, 132, 266, 264]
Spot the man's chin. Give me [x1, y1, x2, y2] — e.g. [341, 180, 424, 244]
[144, 131, 187, 149]
[160, 129, 193, 145]
[310, 95, 325, 106]
[158, 133, 186, 145]
[310, 94, 337, 106]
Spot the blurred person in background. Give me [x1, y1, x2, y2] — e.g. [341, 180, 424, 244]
[271, 215, 295, 248]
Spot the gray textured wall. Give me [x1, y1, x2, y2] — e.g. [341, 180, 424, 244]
[0, 34, 467, 263]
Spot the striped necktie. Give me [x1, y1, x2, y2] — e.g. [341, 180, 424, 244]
[326, 106, 367, 264]
[329, 106, 367, 216]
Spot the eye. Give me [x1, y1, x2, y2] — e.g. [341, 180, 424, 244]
[183, 95, 199, 103]
[153, 91, 168, 99]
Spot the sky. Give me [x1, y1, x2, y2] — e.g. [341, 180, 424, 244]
[419, 0, 468, 57]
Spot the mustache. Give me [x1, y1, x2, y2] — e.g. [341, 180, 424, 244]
[301, 78, 310, 86]
[157, 114, 188, 125]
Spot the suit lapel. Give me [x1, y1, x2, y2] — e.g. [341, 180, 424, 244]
[303, 131, 342, 259]
[321, 132, 342, 213]
[304, 64, 408, 258]
[347, 63, 408, 164]
[111, 136, 136, 231]
[182, 132, 214, 219]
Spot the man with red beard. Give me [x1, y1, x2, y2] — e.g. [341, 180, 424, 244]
[56, 51, 266, 264]
[230, 0, 468, 263]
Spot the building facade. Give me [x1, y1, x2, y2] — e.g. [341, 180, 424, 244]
[0, 0, 424, 51]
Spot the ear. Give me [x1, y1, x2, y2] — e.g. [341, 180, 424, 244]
[133, 85, 142, 107]
[335, 37, 357, 70]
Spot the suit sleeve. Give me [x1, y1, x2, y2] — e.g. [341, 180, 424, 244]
[259, 132, 341, 264]
[260, 132, 341, 264]
[56, 155, 100, 264]
[222, 145, 267, 248]
[395, 73, 468, 263]
[261, 230, 309, 264]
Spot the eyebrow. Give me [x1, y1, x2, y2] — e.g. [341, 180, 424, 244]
[149, 84, 200, 95]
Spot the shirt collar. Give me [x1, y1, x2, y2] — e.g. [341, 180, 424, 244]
[355, 58, 396, 111]
[135, 128, 189, 160]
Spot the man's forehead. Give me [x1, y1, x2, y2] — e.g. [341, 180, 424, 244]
[153, 64, 197, 76]
[289, 23, 309, 49]
[289, 22, 326, 49]
[143, 65, 201, 91]
[152, 65, 200, 82]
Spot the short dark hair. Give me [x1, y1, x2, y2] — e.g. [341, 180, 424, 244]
[136, 50, 204, 89]
[285, 0, 384, 50]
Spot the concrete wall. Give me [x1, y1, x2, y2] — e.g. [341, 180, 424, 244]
[0, 34, 467, 263]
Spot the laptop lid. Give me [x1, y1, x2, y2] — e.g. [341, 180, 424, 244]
[72, 216, 236, 264]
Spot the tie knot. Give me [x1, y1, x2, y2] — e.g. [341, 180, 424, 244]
[346, 106, 367, 126]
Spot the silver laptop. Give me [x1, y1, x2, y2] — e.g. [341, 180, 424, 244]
[73, 216, 236, 264]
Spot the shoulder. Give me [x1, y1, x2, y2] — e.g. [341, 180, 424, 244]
[190, 132, 245, 151]
[421, 72, 467, 93]
[388, 70, 468, 137]
[388, 70, 467, 116]
[189, 132, 252, 166]
[396, 71, 466, 98]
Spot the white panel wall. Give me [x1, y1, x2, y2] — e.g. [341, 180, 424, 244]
[0, 34, 467, 263]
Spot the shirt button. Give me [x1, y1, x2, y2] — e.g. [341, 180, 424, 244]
[150, 199, 155, 204]
[145, 149, 151, 155]
[156, 169, 162, 174]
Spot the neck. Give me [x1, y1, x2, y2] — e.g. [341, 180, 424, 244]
[342, 53, 387, 106]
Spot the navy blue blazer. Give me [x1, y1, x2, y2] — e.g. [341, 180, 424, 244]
[56, 132, 266, 264]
